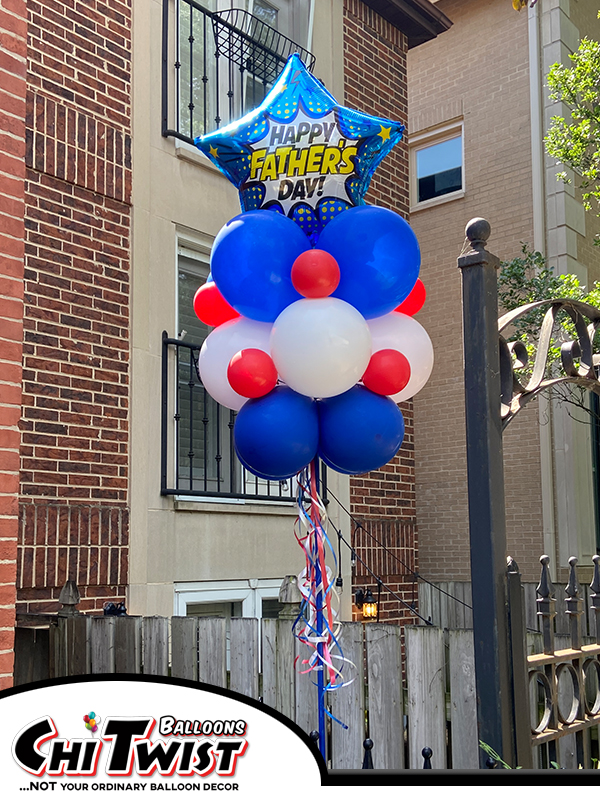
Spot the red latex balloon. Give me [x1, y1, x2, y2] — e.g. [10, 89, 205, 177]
[83, 716, 89, 722]
[362, 349, 411, 396]
[227, 349, 278, 398]
[193, 282, 240, 327]
[291, 249, 341, 298]
[395, 278, 426, 316]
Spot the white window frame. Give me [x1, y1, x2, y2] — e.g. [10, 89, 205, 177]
[409, 120, 465, 212]
[174, 578, 284, 617]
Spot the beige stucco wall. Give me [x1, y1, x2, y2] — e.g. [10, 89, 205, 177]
[129, 0, 352, 618]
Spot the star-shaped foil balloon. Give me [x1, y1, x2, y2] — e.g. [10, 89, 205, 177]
[195, 54, 404, 243]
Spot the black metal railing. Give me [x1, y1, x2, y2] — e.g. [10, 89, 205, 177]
[162, 0, 316, 145]
[161, 332, 301, 502]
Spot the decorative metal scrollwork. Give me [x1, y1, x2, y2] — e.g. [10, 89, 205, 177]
[499, 298, 600, 428]
[527, 555, 600, 749]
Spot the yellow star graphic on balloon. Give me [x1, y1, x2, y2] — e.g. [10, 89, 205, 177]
[378, 126, 391, 141]
[209, 145, 218, 158]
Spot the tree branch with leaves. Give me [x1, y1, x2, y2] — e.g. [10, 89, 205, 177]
[545, 27, 600, 227]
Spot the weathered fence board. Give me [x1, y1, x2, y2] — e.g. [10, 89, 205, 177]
[406, 625, 446, 769]
[171, 616, 198, 681]
[14, 628, 50, 685]
[448, 629, 478, 769]
[50, 616, 91, 677]
[114, 617, 141, 673]
[261, 619, 278, 709]
[143, 617, 169, 675]
[198, 617, 226, 686]
[419, 581, 539, 632]
[295, 637, 320, 738]
[230, 617, 259, 699]
[90, 617, 115, 674]
[262, 619, 295, 720]
[330, 622, 364, 769]
[365, 623, 404, 769]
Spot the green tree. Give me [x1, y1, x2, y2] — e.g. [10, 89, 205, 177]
[545, 26, 600, 224]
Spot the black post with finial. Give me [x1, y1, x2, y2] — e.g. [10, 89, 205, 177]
[458, 218, 515, 768]
[421, 747, 432, 769]
[362, 738, 374, 769]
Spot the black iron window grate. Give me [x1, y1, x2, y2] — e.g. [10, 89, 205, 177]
[161, 332, 297, 502]
[213, 8, 315, 85]
[162, 0, 316, 145]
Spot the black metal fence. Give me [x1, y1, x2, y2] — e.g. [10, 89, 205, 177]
[161, 332, 301, 502]
[162, 0, 315, 145]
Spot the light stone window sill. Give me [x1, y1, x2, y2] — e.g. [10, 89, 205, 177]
[174, 138, 223, 176]
[173, 497, 297, 516]
[410, 189, 465, 214]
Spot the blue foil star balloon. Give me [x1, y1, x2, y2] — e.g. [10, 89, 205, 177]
[195, 54, 404, 244]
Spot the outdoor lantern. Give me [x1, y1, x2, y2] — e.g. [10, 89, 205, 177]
[355, 588, 378, 621]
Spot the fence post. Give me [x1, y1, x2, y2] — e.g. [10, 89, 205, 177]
[458, 218, 515, 768]
[362, 739, 374, 769]
[506, 557, 533, 768]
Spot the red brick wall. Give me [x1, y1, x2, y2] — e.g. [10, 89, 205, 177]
[343, 0, 417, 624]
[0, 0, 27, 688]
[17, 0, 132, 614]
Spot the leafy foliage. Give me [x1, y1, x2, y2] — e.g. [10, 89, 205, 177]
[545, 26, 600, 225]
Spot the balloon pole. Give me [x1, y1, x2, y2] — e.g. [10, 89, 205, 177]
[310, 458, 327, 759]
[294, 459, 349, 764]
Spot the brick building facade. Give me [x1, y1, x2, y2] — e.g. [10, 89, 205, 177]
[343, 0, 417, 623]
[0, 0, 27, 690]
[17, 0, 132, 617]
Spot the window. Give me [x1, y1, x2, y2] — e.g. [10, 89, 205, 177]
[175, 580, 285, 668]
[176, 245, 237, 495]
[175, 579, 285, 619]
[166, 0, 315, 144]
[163, 237, 296, 501]
[410, 122, 464, 210]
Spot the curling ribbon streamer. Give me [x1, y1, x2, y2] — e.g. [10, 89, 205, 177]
[293, 460, 355, 731]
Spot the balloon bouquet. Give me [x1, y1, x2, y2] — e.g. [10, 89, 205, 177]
[194, 54, 433, 749]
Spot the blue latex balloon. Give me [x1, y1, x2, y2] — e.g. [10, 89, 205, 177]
[210, 210, 310, 322]
[234, 386, 319, 480]
[317, 206, 421, 319]
[318, 385, 405, 475]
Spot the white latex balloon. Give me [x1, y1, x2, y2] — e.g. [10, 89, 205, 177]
[198, 317, 273, 410]
[368, 311, 434, 402]
[270, 297, 371, 399]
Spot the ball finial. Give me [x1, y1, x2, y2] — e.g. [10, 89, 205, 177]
[465, 218, 491, 248]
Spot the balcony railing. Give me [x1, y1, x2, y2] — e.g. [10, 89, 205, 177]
[161, 332, 321, 502]
[162, 1, 316, 145]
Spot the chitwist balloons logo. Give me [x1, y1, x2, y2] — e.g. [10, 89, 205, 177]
[0, 677, 324, 798]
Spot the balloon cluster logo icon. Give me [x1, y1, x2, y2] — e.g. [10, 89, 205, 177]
[193, 55, 433, 481]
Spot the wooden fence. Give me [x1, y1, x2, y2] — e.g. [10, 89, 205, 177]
[419, 580, 600, 638]
[419, 566, 600, 770]
[15, 615, 481, 770]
